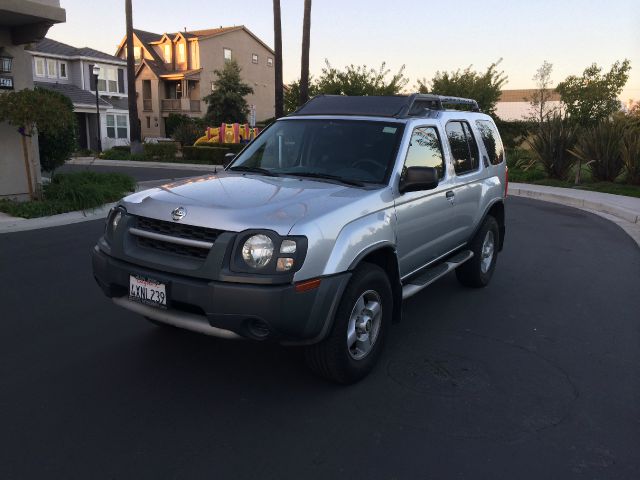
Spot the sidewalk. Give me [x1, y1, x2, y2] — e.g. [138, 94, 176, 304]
[509, 182, 640, 247]
[68, 157, 219, 171]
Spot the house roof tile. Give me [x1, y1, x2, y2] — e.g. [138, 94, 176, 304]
[32, 38, 122, 62]
[35, 81, 112, 108]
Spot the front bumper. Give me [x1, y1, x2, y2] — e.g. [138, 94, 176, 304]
[92, 246, 351, 344]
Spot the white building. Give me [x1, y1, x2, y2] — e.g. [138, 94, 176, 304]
[495, 89, 563, 121]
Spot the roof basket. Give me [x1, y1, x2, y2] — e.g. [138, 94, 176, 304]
[292, 94, 480, 118]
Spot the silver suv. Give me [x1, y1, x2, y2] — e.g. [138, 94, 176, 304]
[92, 94, 507, 384]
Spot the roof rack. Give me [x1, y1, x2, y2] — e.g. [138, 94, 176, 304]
[292, 94, 481, 118]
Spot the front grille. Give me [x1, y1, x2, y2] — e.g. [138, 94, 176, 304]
[132, 216, 222, 259]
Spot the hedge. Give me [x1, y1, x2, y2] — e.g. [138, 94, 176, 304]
[182, 146, 231, 164]
[196, 143, 245, 154]
[143, 142, 178, 161]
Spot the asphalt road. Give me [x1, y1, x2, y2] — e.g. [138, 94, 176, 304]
[1, 197, 639, 479]
[58, 164, 215, 182]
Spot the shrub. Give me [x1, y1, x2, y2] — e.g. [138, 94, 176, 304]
[182, 146, 229, 164]
[620, 124, 640, 185]
[197, 142, 246, 154]
[112, 145, 131, 153]
[0, 172, 135, 218]
[527, 114, 578, 181]
[165, 113, 190, 138]
[172, 121, 203, 146]
[570, 120, 624, 182]
[506, 147, 535, 171]
[143, 142, 178, 161]
[101, 148, 131, 160]
[494, 119, 532, 149]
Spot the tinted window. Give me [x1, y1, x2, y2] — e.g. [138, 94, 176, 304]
[404, 126, 445, 178]
[446, 121, 479, 175]
[476, 120, 505, 165]
[232, 120, 404, 184]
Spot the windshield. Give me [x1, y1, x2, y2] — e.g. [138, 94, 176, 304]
[228, 119, 405, 184]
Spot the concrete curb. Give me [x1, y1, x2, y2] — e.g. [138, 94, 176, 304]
[67, 158, 219, 171]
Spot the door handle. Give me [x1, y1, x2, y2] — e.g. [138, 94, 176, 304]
[446, 191, 455, 199]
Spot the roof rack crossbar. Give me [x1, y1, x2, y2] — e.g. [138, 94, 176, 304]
[401, 94, 480, 116]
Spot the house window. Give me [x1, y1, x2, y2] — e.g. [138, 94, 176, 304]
[223, 48, 232, 62]
[34, 58, 45, 77]
[59, 62, 68, 79]
[146, 116, 151, 129]
[164, 44, 171, 63]
[252, 53, 258, 64]
[46, 58, 57, 77]
[97, 66, 119, 93]
[107, 114, 128, 139]
[190, 42, 199, 69]
[178, 43, 185, 63]
[267, 57, 273, 67]
[134, 46, 142, 63]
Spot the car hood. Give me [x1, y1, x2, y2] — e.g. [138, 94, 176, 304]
[120, 172, 381, 235]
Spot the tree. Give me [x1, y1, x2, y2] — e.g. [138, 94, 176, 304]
[203, 60, 254, 124]
[528, 60, 556, 124]
[284, 78, 318, 114]
[125, 0, 142, 154]
[0, 89, 75, 198]
[35, 87, 77, 173]
[273, 0, 284, 118]
[418, 60, 507, 115]
[299, 0, 312, 106]
[556, 59, 631, 126]
[315, 60, 408, 96]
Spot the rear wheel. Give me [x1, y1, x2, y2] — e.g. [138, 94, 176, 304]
[304, 263, 392, 384]
[456, 216, 499, 288]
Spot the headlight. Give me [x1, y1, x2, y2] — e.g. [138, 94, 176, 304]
[111, 209, 123, 231]
[241, 234, 274, 268]
[105, 206, 125, 239]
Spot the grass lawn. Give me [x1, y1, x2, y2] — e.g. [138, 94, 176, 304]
[0, 171, 135, 219]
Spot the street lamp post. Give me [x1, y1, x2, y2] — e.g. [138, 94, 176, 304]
[92, 65, 102, 152]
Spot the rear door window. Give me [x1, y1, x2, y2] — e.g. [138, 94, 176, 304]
[475, 120, 505, 165]
[446, 121, 480, 175]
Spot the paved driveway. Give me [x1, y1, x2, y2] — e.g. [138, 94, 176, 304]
[1, 197, 638, 479]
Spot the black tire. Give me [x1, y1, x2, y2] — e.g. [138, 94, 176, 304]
[456, 215, 499, 288]
[304, 263, 393, 384]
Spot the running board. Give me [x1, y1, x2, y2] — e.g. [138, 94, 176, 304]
[401, 250, 474, 300]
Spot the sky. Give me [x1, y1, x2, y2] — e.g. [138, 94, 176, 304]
[48, 0, 640, 103]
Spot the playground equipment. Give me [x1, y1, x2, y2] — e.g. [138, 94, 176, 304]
[194, 123, 260, 146]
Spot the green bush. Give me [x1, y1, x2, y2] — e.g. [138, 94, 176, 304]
[570, 120, 624, 182]
[527, 115, 578, 181]
[620, 120, 640, 185]
[172, 121, 204, 146]
[0, 171, 135, 218]
[101, 148, 131, 160]
[36, 87, 77, 172]
[494, 119, 532, 149]
[182, 146, 230, 164]
[143, 142, 178, 161]
[197, 142, 246, 154]
[165, 113, 190, 138]
[112, 145, 131, 153]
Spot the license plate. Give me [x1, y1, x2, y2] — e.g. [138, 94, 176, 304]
[129, 275, 167, 308]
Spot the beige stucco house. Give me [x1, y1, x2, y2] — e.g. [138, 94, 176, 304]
[115, 26, 275, 139]
[0, 0, 65, 200]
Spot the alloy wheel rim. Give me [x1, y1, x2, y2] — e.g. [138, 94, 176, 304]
[346, 290, 382, 360]
[480, 230, 495, 274]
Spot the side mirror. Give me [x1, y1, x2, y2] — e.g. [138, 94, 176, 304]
[399, 166, 439, 194]
[223, 153, 236, 168]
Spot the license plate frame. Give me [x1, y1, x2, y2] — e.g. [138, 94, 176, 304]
[129, 274, 168, 309]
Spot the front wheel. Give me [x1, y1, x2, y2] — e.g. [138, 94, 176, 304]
[456, 215, 499, 288]
[304, 263, 393, 384]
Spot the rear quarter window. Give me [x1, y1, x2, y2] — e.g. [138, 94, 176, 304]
[476, 120, 505, 165]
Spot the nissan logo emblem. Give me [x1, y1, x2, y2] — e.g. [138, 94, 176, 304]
[171, 206, 187, 222]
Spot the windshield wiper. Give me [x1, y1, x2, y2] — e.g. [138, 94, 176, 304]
[288, 172, 366, 187]
[228, 166, 279, 177]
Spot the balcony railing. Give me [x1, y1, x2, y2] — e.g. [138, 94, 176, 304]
[143, 99, 152, 111]
[160, 98, 201, 113]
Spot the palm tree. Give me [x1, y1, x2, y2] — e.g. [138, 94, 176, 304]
[273, 0, 284, 118]
[125, 0, 142, 153]
[299, 0, 312, 106]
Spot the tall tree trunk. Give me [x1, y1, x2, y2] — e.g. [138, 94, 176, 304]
[125, 0, 142, 154]
[273, 0, 284, 118]
[299, 0, 312, 106]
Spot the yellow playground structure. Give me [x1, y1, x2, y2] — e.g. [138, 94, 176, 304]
[194, 123, 260, 146]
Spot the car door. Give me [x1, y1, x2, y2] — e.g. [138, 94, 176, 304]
[394, 125, 458, 277]
[445, 120, 485, 245]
